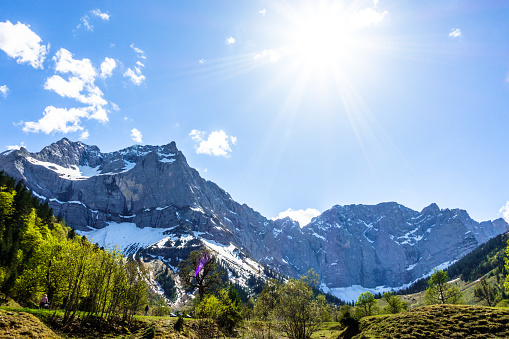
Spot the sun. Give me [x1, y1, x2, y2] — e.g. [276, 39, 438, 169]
[269, 0, 387, 78]
[289, 4, 353, 73]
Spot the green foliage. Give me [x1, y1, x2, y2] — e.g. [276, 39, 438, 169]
[153, 265, 177, 300]
[382, 293, 407, 314]
[274, 278, 321, 339]
[474, 277, 498, 307]
[316, 294, 332, 322]
[425, 269, 463, 305]
[174, 315, 184, 332]
[0, 171, 149, 327]
[300, 268, 320, 289]
[505, 238, 509, 293]
[152, 297, 170, 316]
[355, 291, 379, 318]
[338, 304, 357, 327]
[177, 248, 222, 300]
[194, 285, 243, 335]
[449, 233, 509, 282]
[254, 279, 280, 321]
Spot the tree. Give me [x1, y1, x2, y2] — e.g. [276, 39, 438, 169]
[177, 248, 222, 300]
[381, 292, 406, 314]
[194, 285, 243, 336]
[254, 279, 280, 321]
[424, 269, 462, 305]
[254, 279, 280, 338]
[316, 294, 332, 322]
[301, 268, 320, 290]
[474, 277, 498, 307]
[338, 304, 357, 327]
[355, 291, 379, 318]
[274, 278, 321, 339]
[505, 240, 509, 293]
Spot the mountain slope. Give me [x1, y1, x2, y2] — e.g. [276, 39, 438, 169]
[1, 138, 507, 297]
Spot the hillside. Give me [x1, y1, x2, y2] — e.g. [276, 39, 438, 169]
[0, 309, 60, 338]
[342, 304, 509, 339]
[397, 232, 509, 297]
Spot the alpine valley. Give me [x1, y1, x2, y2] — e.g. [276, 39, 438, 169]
[1, 138, 507, 301]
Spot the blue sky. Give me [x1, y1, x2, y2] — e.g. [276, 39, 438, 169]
[1, 1, 508, 225]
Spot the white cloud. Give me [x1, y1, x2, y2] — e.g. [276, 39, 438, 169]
[259, 9, 266, 16]
[100, 57, 116, 78]
[199, 59, 206, 64]
[130, 128, 143, 143]
[45, 48, 107, 107]
[130, 43, 146, 59]
[254, 49, 281, 63]
[499, 202, 509, 223]
[77, 9, 110, 31]
[124, 67, 146, 85]
[78, 15, 93, 31]
[226, 37, 236, 45]
[22, 106, 89, 134]
[25, 48, 112, 135]
[190, 130, 237, 157]
[111, 102, 120, 111]
[272, 208, 321, 227]
[125, 44, 146, 85]
[91, 9, 110, 21]
[80, 130, 89, 140]
[6, 142, 25, 151]
[0, 85, 9, 98]
[45, 75, 84, 99]
[0, 20, 49, 69]
[449, 28, 462, 38]
[53, 48, 96, 82]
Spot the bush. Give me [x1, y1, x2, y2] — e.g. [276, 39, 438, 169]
[174, 315, 184, 332]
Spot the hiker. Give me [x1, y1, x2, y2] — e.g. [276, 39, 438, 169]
[40, 294, 49, 309]
[145, 304, 149, 316]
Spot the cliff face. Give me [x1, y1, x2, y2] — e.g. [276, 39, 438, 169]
[1, 138, 507, 290]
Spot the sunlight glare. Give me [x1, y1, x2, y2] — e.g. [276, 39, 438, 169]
[291, 4, 352, 73]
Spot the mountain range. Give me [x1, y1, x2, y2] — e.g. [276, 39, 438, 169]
[1, 138, 507, 300]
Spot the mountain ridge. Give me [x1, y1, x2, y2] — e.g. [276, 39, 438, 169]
[1, 138, 507, 298]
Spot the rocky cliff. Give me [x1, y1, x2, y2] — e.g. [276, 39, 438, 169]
[1, 138, 506, 294]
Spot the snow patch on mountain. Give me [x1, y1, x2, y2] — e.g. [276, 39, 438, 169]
[77, 222, 168, 252]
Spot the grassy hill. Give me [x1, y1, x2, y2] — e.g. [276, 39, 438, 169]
[343, 304, 509, 339]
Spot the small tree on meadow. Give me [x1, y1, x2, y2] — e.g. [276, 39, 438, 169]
[382, 292, 406, 314]
[274, 278, 321, 339]
[355, 291, 379, 318]
[424, 269, 462, 305]
[474, 277, 498, 307]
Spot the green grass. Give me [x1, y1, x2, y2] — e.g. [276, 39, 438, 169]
[399, 273, 506, 308]
[349, 304, 509, 339]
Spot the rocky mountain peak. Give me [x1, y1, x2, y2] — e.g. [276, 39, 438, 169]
[421, 203, 440, 215]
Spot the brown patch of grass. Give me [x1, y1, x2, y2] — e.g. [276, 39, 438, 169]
[0, 309, 61, 338]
